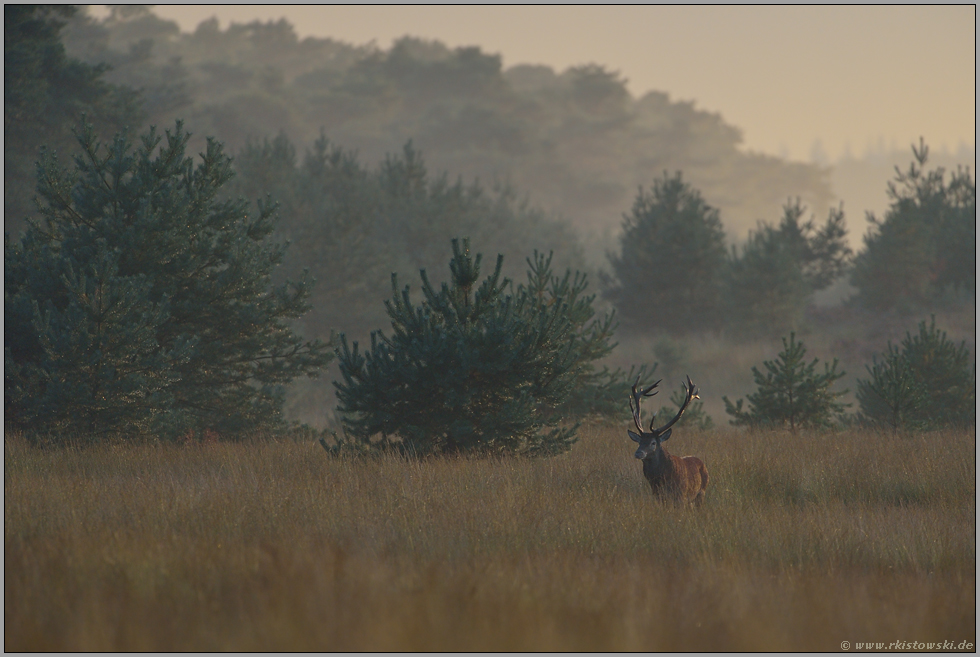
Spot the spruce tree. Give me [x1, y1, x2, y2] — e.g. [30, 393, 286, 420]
[4, 121, 331, 440]
[723, 333, 848, 431]
[332, 239, 618, 456]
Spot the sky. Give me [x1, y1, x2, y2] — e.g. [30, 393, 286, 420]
[124, 5, 977, 165]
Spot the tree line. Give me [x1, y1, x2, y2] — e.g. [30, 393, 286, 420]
[10, 6, 835, 247]
[603, 143, 974, 337]
[4, 6, 974, 449]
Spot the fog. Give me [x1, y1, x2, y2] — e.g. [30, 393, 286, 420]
[8, 6, 973, 428]
[140, 5, 975, 164]
[78, 4, 975, 253]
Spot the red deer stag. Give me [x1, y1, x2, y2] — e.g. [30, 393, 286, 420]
[628, 376, 708, 506]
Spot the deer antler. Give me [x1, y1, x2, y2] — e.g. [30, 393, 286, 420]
[652, 376, 699, 434]
[629, 376, 661, 433]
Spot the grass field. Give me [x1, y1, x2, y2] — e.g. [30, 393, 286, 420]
[4, 424, 975, 651]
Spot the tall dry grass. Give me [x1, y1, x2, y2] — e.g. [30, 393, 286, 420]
[5, 425, 975, 651]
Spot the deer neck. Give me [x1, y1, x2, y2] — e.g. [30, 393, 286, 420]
[641, 444, 674, 482]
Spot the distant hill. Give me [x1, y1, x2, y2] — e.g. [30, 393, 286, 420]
[61, 7, 836, 264]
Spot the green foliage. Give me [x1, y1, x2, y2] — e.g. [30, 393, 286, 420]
[332, 239, 620, 456]
[851, 139, 976, 310]
[225, 132, 383, 336]
[605, 181, 852, 339]
[726, 200, 852, 336]
[604, 172, 729, 333]
[4, 121, 331, 440]
[652, 336, 689, 379]
[556, 363, 657, 422]
[4, 5, 142, 236]
[723, 333, 849, 431]
[856, 317, 975, 431]
[855, 344, 923, 434]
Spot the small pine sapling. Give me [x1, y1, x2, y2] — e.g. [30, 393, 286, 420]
[856, 317, 974, 431]
[723, 332, 848, 432]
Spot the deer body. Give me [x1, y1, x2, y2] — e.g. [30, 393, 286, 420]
[628, 376, 709, 506]
[638, 441, 709, 505]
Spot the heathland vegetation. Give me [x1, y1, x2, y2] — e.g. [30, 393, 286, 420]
[4, 6, 975, 651]
[4, 426, 974, 651]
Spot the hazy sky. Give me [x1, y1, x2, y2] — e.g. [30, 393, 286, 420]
[110, 5, 975, 163]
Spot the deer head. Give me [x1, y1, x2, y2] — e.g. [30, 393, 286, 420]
[627, 375, 700, 463]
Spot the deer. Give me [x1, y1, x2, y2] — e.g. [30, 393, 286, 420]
[627, 375, 709, 506]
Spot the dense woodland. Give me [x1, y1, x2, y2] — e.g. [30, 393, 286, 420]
[4, 6, 975, 441]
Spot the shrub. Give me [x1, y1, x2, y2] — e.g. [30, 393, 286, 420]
[723, 333, 848, 431]
[332, 239, 623, 456]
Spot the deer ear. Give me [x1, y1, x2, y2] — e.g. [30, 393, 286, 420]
[628, 430, 641, 443]
[659, 428, 673, 443]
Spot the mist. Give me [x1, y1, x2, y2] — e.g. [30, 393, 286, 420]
[7, 6, 975, 428]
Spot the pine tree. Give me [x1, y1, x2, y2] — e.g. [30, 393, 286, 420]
[604, 172, 728, 334]
[899, 318, 975, 427]
[726, 200, 851, 337]
[855, 343, 923, 434]
[227, 134, 583, 341]
[4, 121, 331, 440]
[5, 5, 142, 236]
[851, 139, 976, 310]
[332, 239, 618, 456]
[723, 333, 848, 431]
[857, 317, 975, 431]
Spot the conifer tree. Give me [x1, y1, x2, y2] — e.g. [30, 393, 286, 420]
[604, 172, 728, 333]
[4, 121, 331, 439]
[726, 200, 851, 337]
[656, 386, 714, 431]
[5, 5, 142, 236]
[851, 140, 975, 310]
[723, 333, 848, 431]
[856, 317, 975, 431]
[855, 343, 923, 434]
[332, 239, 618, 456]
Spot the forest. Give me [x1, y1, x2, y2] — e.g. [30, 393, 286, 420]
[4, 6, 975, 651]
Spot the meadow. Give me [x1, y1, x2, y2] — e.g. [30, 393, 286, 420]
[4, 424, 975, 651]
